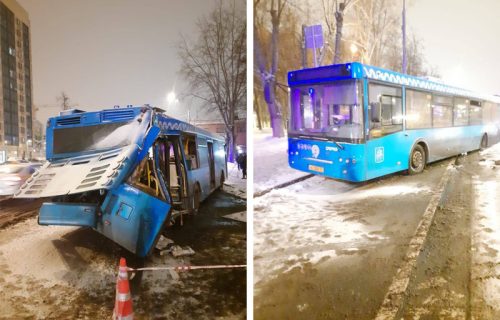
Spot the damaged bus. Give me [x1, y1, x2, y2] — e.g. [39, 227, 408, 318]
[15, 106, 226, 257]
[287, 62, 500, 182]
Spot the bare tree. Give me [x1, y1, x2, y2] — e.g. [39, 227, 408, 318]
[333, 0, 353, 64]
[57, 91, 71, 110]
[254, 0, 288, 138]
[178, 0, 246, 162]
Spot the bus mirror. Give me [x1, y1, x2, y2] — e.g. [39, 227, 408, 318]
[370, 102, 381, 123]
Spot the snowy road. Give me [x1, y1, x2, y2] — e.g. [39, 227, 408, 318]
[254, 147, 500, 319]
[0, 191, 246, 319]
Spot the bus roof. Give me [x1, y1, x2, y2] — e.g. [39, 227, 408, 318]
[288, 62, 500, 104]
[154, 112, 225, 142]
[50, 105, 225, 142]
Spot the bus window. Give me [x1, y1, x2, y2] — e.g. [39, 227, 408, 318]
[127, 149, 164, 200]
[184, 135, 199, 170]
[406, 89, 432, 129]
[368, 83, 402, 138]
[432, 95, 453, 128]
[197, 138, 209, 168]
[469, 100, 482, 125]
[453, 98, 469, 126]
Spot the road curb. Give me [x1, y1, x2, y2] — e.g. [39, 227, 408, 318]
[375, 159, 457, 320]
[254, 174, 314, 198]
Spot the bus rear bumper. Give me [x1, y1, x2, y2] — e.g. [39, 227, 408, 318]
[39, 202, 97, 227]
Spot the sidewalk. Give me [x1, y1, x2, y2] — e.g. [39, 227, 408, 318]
[224, 161, 246, 199]
[254, 128, 310, 193]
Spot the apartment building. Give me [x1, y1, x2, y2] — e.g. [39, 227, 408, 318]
[0, 0, 33, 161]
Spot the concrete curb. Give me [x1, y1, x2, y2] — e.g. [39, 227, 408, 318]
[254, 174, 314, 198]
[375, 159, 457, 320]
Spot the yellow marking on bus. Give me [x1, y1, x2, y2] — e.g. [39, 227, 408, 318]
[308, 164, 324, 173]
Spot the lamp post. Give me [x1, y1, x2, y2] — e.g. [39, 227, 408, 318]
[402, 0, 407, 74]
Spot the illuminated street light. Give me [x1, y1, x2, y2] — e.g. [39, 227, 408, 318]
[166, 91, 179, 105]
[350, 43, 358, 54]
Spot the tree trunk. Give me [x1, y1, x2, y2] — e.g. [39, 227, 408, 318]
[268, 2, 285, 137]
[226, 130, 235, 163]
[333, 3, 346, 64]
[254, 88, 263, 130]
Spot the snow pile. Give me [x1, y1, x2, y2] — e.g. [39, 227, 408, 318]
[224, 161, 246, 198]
[479, 142, 500, 167]
[254, 129, 309, 193]
[473, 144, 500, 311]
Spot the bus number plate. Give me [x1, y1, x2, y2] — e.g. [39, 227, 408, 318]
[308, 165, 324, 173]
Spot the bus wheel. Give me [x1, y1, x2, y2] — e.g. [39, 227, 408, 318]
[193, 184, 201, 214]
[480, 134, 488, 150]
[409, 144, 426, 175]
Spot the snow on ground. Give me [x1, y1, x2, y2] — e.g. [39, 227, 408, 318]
[254, 128, 309, 193]
[472, 144, 500, 312]
[253, 176, 431, 285]
[224, 161, 246, 199]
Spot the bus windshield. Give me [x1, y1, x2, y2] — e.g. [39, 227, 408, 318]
[289, 80, 363, 141]
[53, 119, 142, 155]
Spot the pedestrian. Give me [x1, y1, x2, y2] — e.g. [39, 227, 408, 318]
[239, 152, 246, 179]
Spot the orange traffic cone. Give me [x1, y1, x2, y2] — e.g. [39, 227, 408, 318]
[112, 257, 134, 320]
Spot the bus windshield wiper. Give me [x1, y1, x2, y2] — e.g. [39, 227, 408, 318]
[332, 140, 344, 150]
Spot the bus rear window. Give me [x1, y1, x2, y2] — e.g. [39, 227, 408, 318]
[53, 121, 137, 155]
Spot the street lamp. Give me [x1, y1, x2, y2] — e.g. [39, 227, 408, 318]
[350, 43, 358, 54]
[350, 43, 359, 61]
[166, 91, 179, 106]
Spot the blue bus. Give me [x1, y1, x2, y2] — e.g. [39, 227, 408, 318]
[287, 62, 500, 182]
[15, 106, 226, 257]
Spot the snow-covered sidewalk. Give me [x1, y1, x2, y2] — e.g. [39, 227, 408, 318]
[254, 129, 310, 193]
[471, 143, 500, 316]
[224, 161, 246, 199]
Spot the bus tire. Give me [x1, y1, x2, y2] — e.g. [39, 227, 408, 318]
[408, 144, 426, 175]
[193, 184, 201, 214]
[480, 134, 488, 150]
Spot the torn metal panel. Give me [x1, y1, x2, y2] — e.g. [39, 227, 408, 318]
[15, 146, 135, 198]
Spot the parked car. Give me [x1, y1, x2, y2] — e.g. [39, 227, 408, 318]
[0, 163, 41, 196]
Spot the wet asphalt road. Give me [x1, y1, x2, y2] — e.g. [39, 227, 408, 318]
[0, 190, 246, 319]
[254, 152, 499, 319]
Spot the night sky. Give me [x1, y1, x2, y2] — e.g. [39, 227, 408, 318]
[18, 0, 220, 123]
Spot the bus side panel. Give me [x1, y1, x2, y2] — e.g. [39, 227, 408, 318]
[191, 168, 210, 201]
[214, 141, 227, 187]
[406, 126, 484, 164]
[97, 183, 171, 257]
[288, 138, 366, 182]
[365, 132, 409, 180]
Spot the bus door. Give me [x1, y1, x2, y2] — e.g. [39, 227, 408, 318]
[166, 136, 188, 211]
[98, 128, 173, 257]
[207, 141, 216, 189]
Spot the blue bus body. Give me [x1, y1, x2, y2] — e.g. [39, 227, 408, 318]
[287, 62, 500, 182]
[15, 106, 226, 257]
